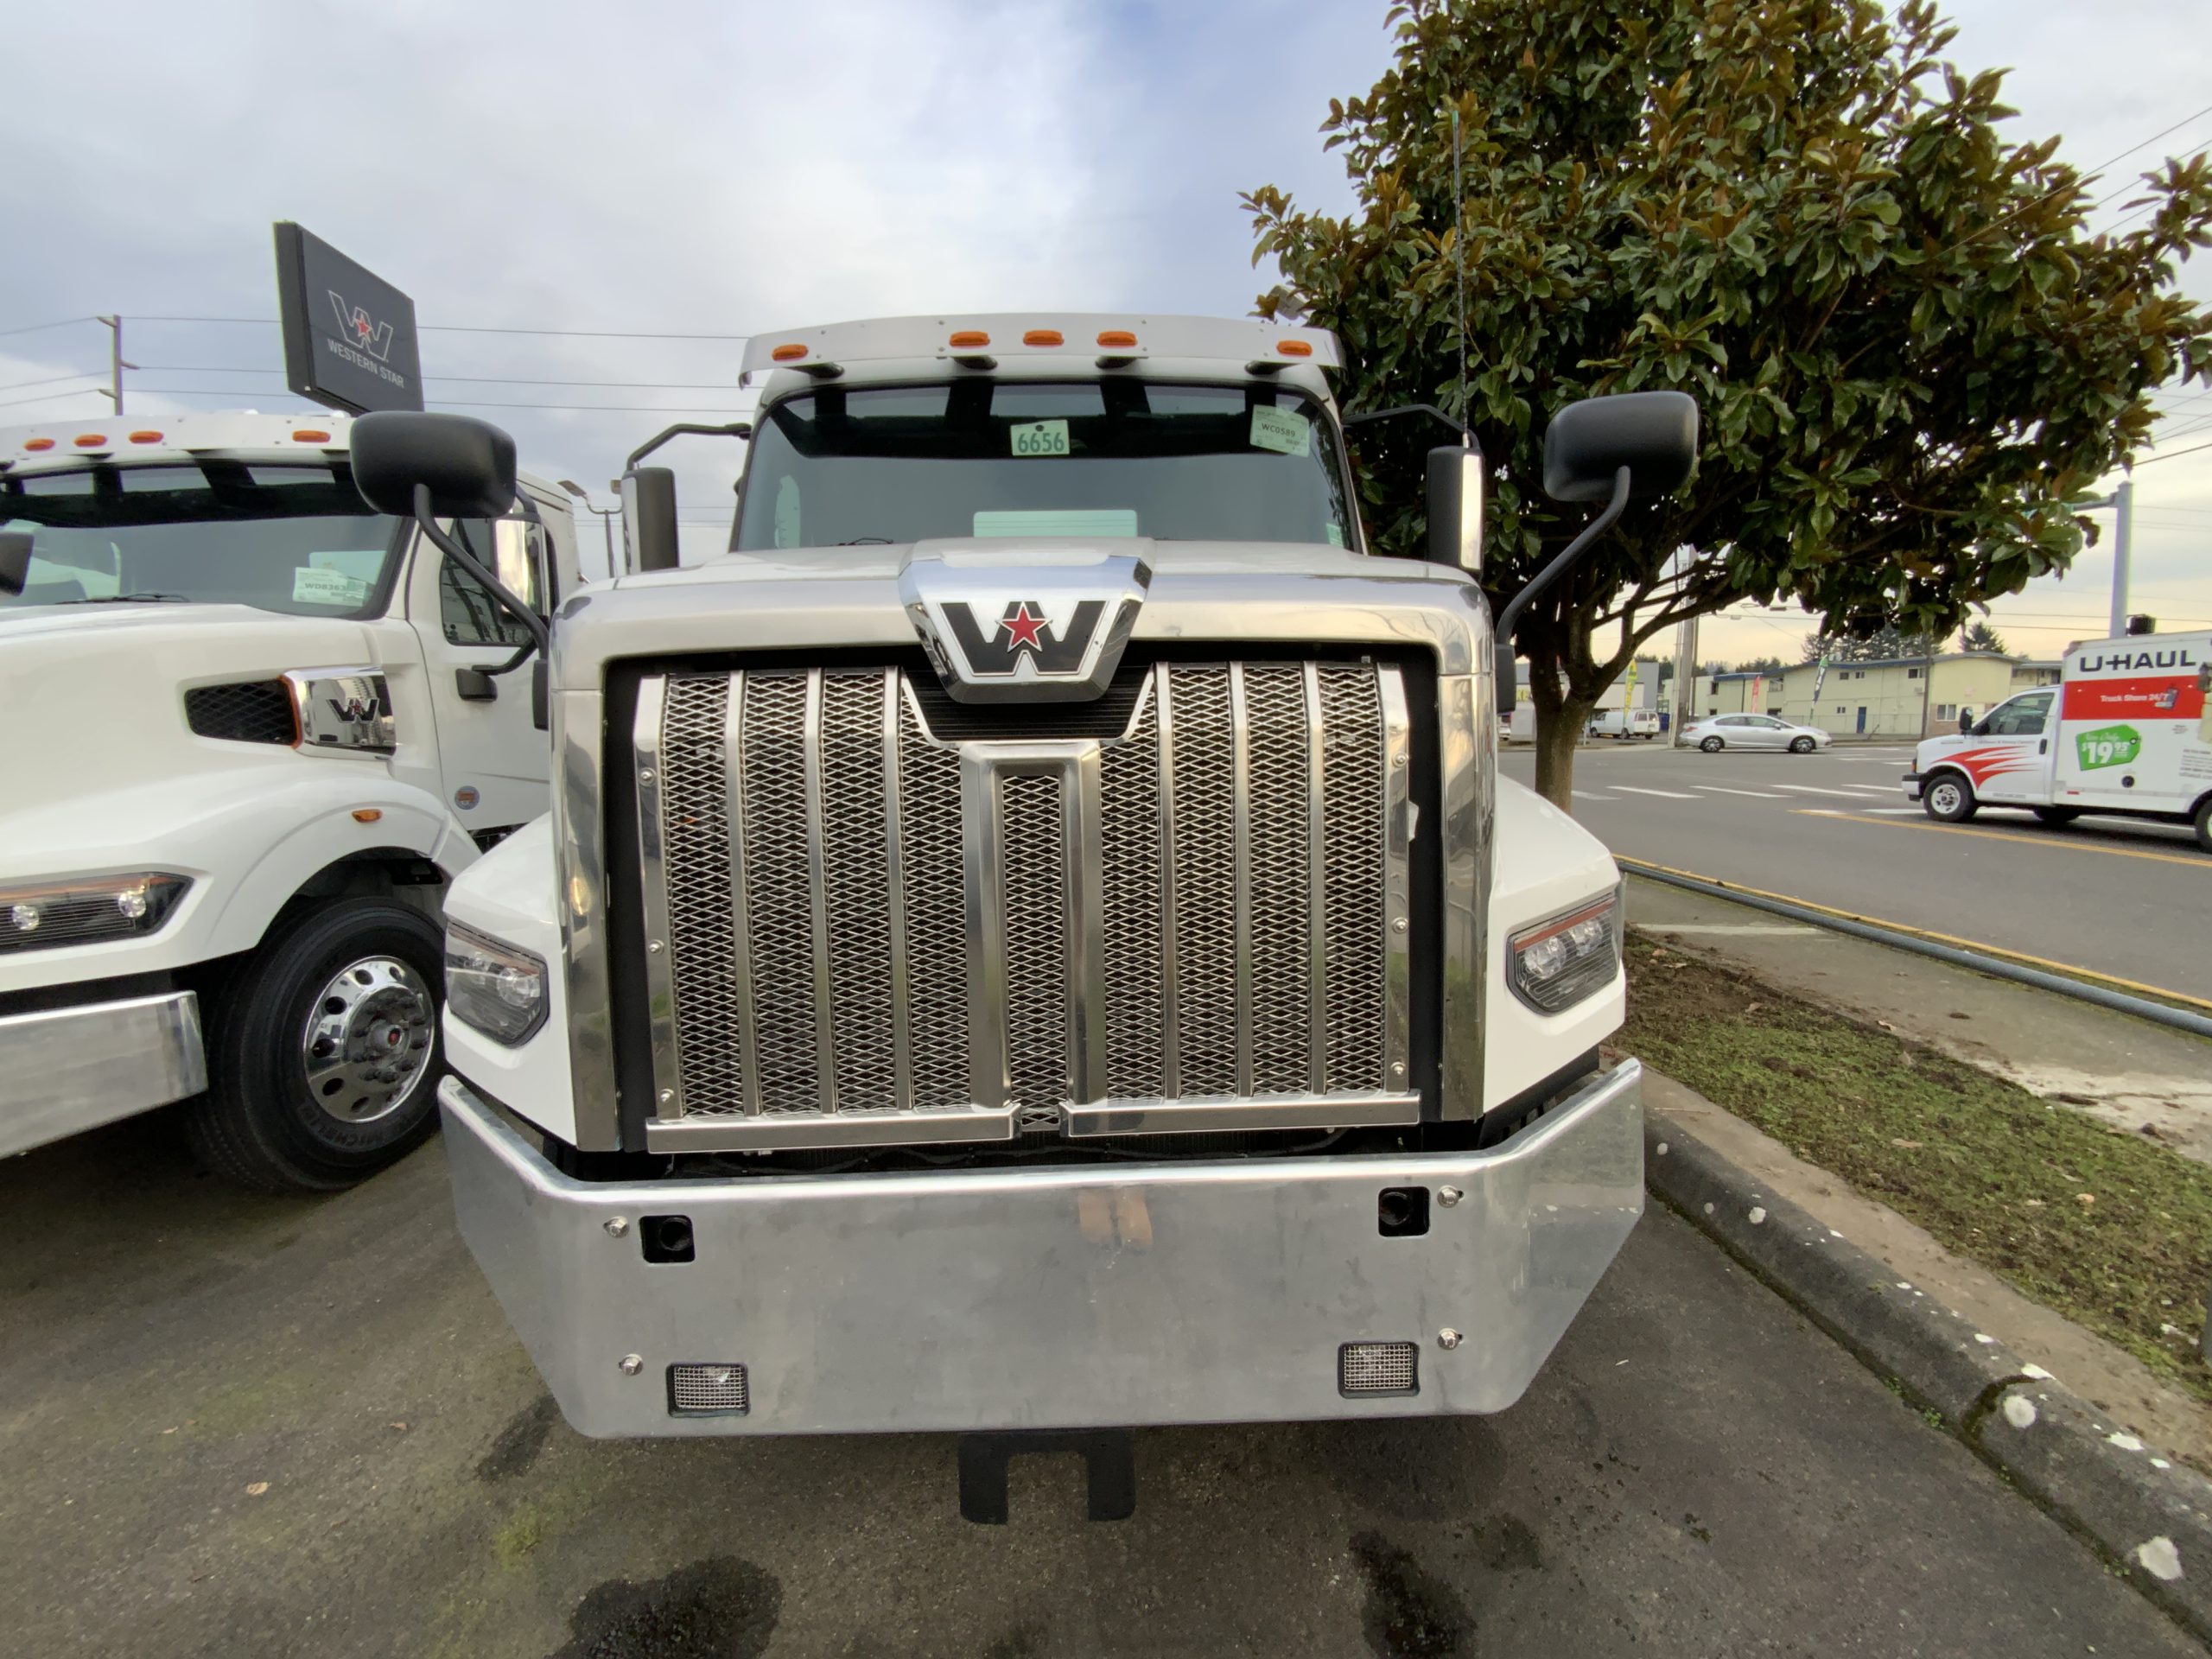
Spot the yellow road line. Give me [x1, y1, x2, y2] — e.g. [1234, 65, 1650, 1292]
[1616, 854, 2212, 1014]
[1789, 809, 2210, 871]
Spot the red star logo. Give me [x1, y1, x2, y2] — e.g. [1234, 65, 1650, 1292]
[999, 602, 1048, 652]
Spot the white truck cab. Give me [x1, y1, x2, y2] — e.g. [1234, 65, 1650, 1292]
[0, 410, 581, 1189]
[1905, 629, 2211, 849]
[368, 316, 1696, 1504]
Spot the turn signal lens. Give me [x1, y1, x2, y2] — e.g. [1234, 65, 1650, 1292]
[1276, 339, 1313, 357]
[1022, 329, 1065, 346]
[948, 330, 991, 348]
[1096, 330, 1138, 349]
[23, 437, 54, 451]
[73, 433, 109, 448]
[771, 343, 808, 362]
[351, 808, 384, 823]
[129, 430, 164, 444]
[293, 429, 331, 443]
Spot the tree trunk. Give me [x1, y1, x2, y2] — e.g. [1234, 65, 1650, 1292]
[1530, 696, 1599, 809]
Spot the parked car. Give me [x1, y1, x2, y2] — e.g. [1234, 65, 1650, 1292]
[1681, 713, 1830, 753]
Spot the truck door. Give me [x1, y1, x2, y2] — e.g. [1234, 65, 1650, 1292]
[1961, 690, 2056, 804]
[404, 512, 556, 838]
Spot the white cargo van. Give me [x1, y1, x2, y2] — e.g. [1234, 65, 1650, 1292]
[1905, 628, 2210, 849]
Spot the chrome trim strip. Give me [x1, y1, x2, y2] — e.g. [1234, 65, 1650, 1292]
[553, 683, 620, 1149]
[960, 747, 1009, 1110]
[1439, 666, 1491, 1118]
[724, 671, 763, 1116]
[801, 669, 838, 1112]
[1064, 1089, 1420, 1138]
[1153, 663, 1182, 1100]
[644, 1100, 1018, 1152]
[632, 675, 683, 1122]
[1301, 660, 1329, 1093]
[1065, 745, 1109, 1105]
[880, 667, 914, 1112]
[1228, 661, 1254, 1097]
[1378, 667, 1414, 1096]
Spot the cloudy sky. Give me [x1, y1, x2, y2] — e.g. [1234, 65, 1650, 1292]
[3, 0, 2208, 664]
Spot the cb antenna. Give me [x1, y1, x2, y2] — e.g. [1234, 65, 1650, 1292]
[1450, 105, 1470, 447]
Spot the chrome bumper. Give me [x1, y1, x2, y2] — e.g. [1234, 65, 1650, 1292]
[440, 1059, 1643, 1437]
[0, 990, 207, 1158]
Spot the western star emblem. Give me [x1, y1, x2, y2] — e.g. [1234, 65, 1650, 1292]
[899, 547, 1153, 704]
[327, 290, 395, 363]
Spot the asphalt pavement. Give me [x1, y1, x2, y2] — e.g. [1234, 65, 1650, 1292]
[1503, 739, 2209, 994]
[3, 1118, 2198, 1658]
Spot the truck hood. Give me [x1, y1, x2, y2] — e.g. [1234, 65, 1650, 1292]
[0, 602, 389, 815]
[555, 538, 1491, 688]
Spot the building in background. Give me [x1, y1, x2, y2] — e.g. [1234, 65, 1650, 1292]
[2010, 658, 2063, 689]
[1769, 651, 2017, 736]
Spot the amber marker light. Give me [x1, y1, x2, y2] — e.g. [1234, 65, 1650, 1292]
[293, 429, 331, 443]
[24, 438, 54, 451]
[73, 433, 109, 447]
[351, 808, 384, 823]
[1022, 329, 1065, 346]
[129, 430, 164, 444]
[771, 343, 808, 361]
[1276, 339, 1313, 357]
[1096, 330, 1138, 349]
[948, 330, 991, 348]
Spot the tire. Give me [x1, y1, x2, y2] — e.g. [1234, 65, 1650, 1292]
[1699, 735, 1724, 753]
[1923, 772, 1978, 823]
[1789, 736, 1815, 753]
[185, 897, 445, 1194]
[2033, 806, 2082, 827]
[2195, 797, 2211, 854]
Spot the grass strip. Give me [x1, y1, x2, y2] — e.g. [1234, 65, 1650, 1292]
[1618, 932, 2212, 1406]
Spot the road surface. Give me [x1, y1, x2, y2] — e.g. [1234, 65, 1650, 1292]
[1503, 740, 2208, 995]
[1, 1121, 2194, 1657]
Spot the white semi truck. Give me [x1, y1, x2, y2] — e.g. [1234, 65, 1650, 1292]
[361, 316, 1695, 1510]
[0, 410, 581, 1191]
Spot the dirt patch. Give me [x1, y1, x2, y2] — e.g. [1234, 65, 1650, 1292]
[550, 1556, 781, 1659]
[1620, 934, 2212, 1405]
[1349, 1531, 1474, 1657]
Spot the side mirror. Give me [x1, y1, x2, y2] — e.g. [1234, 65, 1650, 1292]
[1542, 391, 1699, 504]
[350, 411, 518, 519]
[1957, 709, 1974, 734]
[620, 467, 680, 574]
[1424, 447, 1484, 571]
[531, 658, 550, 734]
[0, 531, 29, 598]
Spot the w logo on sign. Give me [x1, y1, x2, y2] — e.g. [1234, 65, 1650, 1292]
[327, 290, 394, 362]
[944, 600, 1104, 677]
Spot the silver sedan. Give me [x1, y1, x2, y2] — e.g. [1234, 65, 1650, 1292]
[1680, 714, 1832, 753]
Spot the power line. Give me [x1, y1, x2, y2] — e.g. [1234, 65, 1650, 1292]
[0, 370, 98, 394]
[130, 315, 750, 340]
[1940, 99, 2212, 257]
[2133, 435, 2212, 467]
[137, 364, 742, 391]
[0, 316, 92, 340]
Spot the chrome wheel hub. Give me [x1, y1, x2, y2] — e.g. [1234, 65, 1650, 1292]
[301, 955, 435, 1125]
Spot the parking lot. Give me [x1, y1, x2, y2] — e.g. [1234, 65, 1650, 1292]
[1503, 741, 2209, 993]
[3, 1117, 2197, 1658]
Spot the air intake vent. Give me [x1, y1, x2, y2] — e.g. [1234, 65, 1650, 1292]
[1338, 1341, 1419, 1397]
[185, 681, 295, 745]
[668, 1363, 750, 1415]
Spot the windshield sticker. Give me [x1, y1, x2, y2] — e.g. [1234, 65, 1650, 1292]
[1008, 420, 1071, 459]
[292, 567, 370, 607]
[1325, 523, 1344, 547]
[973, 509, 1140, 540]
[310, 548, 385, 584]
[773, 475, 801, 550]
[1249, 406, 1312, 457]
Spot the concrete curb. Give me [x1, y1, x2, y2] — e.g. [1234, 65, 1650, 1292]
[1645, 1102, 2212, 1643]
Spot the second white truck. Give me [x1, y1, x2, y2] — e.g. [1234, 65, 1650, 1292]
[0, 410, 582, 1189]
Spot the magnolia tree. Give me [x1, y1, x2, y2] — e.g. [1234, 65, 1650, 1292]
[1246, 0, 2212, 804]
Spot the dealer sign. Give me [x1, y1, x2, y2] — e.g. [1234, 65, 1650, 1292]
[273, 222, 424, 415]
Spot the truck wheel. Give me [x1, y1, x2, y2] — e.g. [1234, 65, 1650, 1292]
[1699, 735, 1724, 753]
[1788, 736, 1815, 753]
[2032, 806, 2082, 827]
[1923, 772, 1977, 823]
[2196, 797, 2211, 853]
[185, 898, 445, 1194]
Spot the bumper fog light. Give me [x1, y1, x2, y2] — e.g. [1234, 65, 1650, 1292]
[0, 874, 189, 954]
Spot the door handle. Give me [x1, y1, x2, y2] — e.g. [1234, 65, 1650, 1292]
[2038, 738, 2047, 754]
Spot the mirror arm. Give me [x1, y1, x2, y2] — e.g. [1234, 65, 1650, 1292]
[624, 421, 752, 473]
[413, 483, 550, 671]
[1342, 404, 1476, 446]
[1493, 466, 1630, 652]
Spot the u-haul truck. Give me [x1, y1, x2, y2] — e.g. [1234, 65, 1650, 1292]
[1904, 629, 2211, 850]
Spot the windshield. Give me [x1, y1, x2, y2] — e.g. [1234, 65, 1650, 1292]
[734, 382, 1356, 551]
[0, 461, 398, 616]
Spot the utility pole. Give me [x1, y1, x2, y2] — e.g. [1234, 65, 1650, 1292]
[1667, 545, 1699, 746]
[95, 315, 137, 415]
[2084, 480, 2135, 640]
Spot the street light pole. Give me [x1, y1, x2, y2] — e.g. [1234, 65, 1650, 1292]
[558, 480, 621, 581]
[2083, 481, 2135, 639]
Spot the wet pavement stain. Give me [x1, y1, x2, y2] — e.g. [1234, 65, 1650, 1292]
[476, 1394, 563, 1482]
[1350, 1531, 1474, 1657]
[1477, 1513, 1543, 1574]
[549, 1556, 781, 1659]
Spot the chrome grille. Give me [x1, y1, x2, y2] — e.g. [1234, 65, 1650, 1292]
[636, 660, 1413, 1149]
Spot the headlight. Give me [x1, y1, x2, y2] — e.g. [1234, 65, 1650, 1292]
[445, 921, 549, 1045]
[1508, 887, 1622, 1014]
[0, 874, 190, 954]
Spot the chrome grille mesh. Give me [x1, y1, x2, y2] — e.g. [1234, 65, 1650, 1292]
[641, 659, 1405, 1147]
